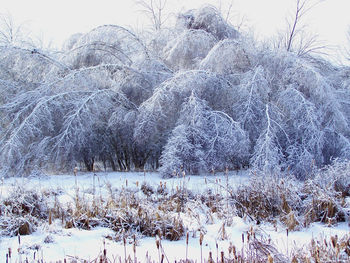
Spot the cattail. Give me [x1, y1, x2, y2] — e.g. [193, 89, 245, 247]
[49, 209, 52, 225]
[156, 239, 160, 250]
[125, 179, 128, 187]
[18, 233, 21, 245]
[199, 232, 204, 246]
[200, 232, 204, 263]
[186, 232, 189, 262]
[232, 245, 237, 259]
[136, 181, 139, 187]
[221, 251, 224, 263]
[267, 254, 273, 263]
[331, 235, 337, 248]
[242, 233, 244, 243]
[323, 238, 328, 247]
[221, 223, 226, 240]
[8, 248, 11, 258]
[208, 252, 214, 263]
[291, 256, 298, 263]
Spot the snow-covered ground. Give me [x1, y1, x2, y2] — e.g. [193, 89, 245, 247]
[0, 171, 349, 262]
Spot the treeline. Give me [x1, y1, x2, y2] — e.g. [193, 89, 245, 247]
[0, 6, 350, 178]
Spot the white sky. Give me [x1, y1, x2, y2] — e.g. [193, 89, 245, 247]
[2, 0, 350, 62]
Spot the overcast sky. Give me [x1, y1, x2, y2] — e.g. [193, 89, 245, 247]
[2, 0, 350, 62]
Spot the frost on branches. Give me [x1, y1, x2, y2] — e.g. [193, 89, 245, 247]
[0, 6, 350, 178]
[159, 93, 248, 177]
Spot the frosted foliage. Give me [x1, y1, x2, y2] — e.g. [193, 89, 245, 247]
[0, 79, 16, 106]
[1, 6, 350, 178]
[340, 68, 350, 89]
[200, 39, 251, 74]
[163, 29, 216, 71]
[111, 66, 168, 106]
[135, 70, 234, 146]
[62, 25, 149, 69]
[147, 28, 178, 58]
[282, 61, 331, 102]
[159, 94, 248, 176]
[233, 66, 269, 143]
[281, 61, 350, 164]
[0, 67, 136, 174]
[250, 104, 286, 174]
[133, 58, 171, 73]
[0, 46, 54, 85]
[61, 33, 83, 51]
[177, 6, 238, 40]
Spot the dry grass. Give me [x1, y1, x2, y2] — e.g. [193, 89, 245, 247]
[0, 186, 49, 236]
[232, 174, 303, 228]
[230, 166, 349, 229]
[1, 161, 350, 262]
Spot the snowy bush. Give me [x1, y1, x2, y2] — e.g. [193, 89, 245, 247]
[159, 93, 249, 176]
[62, 25, 149, 69]
[177, 6, 239, 40]
[200, 39, 251, 74]
[233, 174, 302, 225]
[163, 29, 216, 71]
[0, 186, 49, 236]
[0, 6, 350, 178]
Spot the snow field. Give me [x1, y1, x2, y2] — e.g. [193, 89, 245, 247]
[0, 171, 349, 262]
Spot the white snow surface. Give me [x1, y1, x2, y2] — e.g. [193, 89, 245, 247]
[0, 171, 349, 262]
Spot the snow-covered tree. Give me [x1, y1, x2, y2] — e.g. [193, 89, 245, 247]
[163, 29, 216, 71]
[278, 87, 324, 177]
[159, 93, 248, 176]
[200, 39, 251, 74]
[0, 14, 33, 47]
[62, 25, 150, 69]
[251, 104, 287, 174]
[0, 67, 135, 174]
[232, 66, 269, 144]
[176, 6, 239, 40]
[134, 70, 236, 154]
[0, 6, 349, 178]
